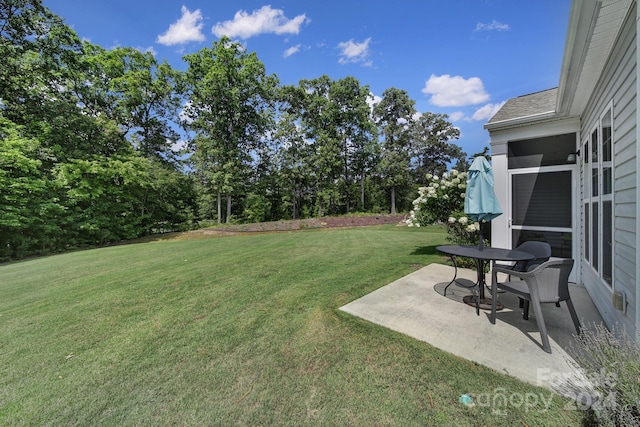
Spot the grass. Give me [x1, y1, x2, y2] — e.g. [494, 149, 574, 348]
[0, 225, 589, 426]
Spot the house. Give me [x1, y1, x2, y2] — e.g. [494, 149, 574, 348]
[485, 0, 639, 341]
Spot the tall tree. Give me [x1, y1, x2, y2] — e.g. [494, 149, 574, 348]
[280, 75, 377, 216]
[328, 76, 377, 213]
[295, 75, 341, 216]
[75, 44, 195, 230]
[0, 117, 59, 260]
[78, 45, 184, 164]
[0, 2, 197, 258]
[0, 0, 81, 124]
[373, 87, 416, 214]
[272, 109, 314, 219]
[410, 112, 463, 180]
[353, 134, 381, 211]
[275, 84, 316, 218]
[182, 37, 278, 223]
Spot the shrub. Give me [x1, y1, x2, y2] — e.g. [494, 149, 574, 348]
[567, 323, 640, 426]
[445, 211, 485, 247]
[244, 193, 271, 223]
[406, 171, 484, 268]
[406, 170, 489, 242]
[405, 170, 469, 226]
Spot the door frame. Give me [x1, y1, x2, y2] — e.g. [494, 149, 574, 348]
[507, 164, 579, 282]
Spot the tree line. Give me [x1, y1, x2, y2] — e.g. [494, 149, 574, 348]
[0, 0, 470, 261]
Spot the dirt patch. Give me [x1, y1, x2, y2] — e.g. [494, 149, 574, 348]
[204, 214, 405, 233]
[137, 214, 407, 243]
[315, 214, 407, 229]
[156, 214, 406, 240]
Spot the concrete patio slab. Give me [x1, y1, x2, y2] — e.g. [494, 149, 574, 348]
[339, 263, 604, 395]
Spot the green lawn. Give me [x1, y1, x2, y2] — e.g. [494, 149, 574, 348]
[0, 225, 588, 426]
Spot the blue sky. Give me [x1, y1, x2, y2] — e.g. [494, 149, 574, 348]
[44, 0, 571, 157]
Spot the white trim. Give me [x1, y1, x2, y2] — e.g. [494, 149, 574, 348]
[507, 165, 577, 282]
[488, 117, 580, 152]
[484, 111, 558, 132]
[635, 0, 640, 343]
[510, 225, 573, 233]
[581, 102, 615, 292]
[556, 0, 600, 115]
[601, 103, 614, 291]
[569, 130, 582, 284]
[508, 165, 574, 174]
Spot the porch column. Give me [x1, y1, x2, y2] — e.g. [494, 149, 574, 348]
[490, 140, 509, 249]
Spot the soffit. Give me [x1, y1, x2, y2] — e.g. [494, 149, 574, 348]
[557, 0, 633, 116]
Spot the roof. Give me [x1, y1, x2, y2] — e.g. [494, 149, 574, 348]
[487, 88, 558, 124]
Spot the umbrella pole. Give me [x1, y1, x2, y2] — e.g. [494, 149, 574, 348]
[478, 222, 483, 251]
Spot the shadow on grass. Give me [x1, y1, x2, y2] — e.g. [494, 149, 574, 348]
[410, 245, 442, 256]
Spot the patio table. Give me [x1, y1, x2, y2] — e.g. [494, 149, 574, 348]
[436, 245, 534, 315]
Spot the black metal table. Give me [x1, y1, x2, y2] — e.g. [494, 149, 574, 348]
[436, 245, 534, 314]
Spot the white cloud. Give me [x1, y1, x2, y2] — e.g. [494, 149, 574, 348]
[448, 111, 465, 122]
[422, 74, 490, 107]
[179, 100, 193, 124]
[157, 6, 206, 46]
[475, 20, 510, 32]
[471, 101, 506, 121]
[170, 139, 188, 152]
[212, 6, 309, 39]
[366, 92, 381, 111]
[337, 38, 372, 65]
[283, 44, 301, 58]
[135, 46, 157, 56]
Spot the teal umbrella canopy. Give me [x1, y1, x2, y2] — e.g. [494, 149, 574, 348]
[464, 156, 502, 249]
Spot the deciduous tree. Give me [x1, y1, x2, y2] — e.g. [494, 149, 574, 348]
[373, 87, 416, 214]
[410, 112, 464, 180]
[183, 37, 278, 223]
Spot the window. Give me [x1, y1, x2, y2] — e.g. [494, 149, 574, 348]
[582, 105, 613, 286]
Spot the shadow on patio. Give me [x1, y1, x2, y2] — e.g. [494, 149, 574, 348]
[340, 263, 604, 396]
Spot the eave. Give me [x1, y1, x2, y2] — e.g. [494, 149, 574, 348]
[556, 0, 633, 117]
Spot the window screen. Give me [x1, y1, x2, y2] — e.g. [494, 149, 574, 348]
[512, 171, 572, 228]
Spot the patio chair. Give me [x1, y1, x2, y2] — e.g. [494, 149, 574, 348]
[501, 241, 552, 318]
[490, 259, 580, 353]
[512, 241, 552, 272]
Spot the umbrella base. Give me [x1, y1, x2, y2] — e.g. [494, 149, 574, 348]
[463, 295, 503, 311]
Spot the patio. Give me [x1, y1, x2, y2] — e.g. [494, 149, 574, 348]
[340, 263, 604, 396]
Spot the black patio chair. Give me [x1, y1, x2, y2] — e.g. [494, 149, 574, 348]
[504, 241, 552, 319]
[511, 241, 552, 272]
[490, 259, 581, 353]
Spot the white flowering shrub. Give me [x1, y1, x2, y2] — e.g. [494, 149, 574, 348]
[445, 212, 482, 246]
[405, 170, 469, 227]
[406, 170, 488, 257]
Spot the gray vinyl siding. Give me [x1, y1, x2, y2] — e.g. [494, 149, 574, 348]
[580, 3, 636, 333]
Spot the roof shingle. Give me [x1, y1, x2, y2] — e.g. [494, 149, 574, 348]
[488, 88, 558, 123]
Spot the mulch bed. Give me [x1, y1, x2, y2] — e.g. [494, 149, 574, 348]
[194, 214, 407, 235]
[137, 214, 408, 243]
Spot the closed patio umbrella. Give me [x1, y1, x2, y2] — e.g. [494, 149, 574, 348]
[464, 156, 502, 250]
